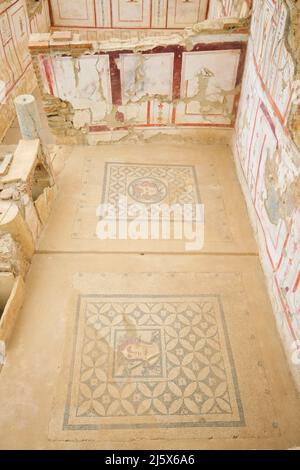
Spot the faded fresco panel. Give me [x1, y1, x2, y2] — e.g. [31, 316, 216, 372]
[120, 53, 174, 125]
[49, 55, 112, 125]
[176, 49, 240, 126]
[50, 0, 96, 27]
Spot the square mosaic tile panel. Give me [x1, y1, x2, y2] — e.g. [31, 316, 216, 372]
[62, 295, 244, 430]
[71, 159, 235, 245]
[101, 162, 201, 208]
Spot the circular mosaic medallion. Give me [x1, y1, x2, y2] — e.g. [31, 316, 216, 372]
[128, 177, 168, 204]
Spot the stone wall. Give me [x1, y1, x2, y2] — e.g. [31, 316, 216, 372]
[0, 0, 50, 142]
[233, 0, 300, 387]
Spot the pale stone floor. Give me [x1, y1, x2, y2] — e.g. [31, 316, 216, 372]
[0, 142, 300, 449]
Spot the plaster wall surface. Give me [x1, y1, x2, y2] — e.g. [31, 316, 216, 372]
[49, 0, 220, 30]
[29, 28, 248, 143]
[233, 0, 300, 387]
[48, 0, 251, 30]
[0, 0, 50, 142]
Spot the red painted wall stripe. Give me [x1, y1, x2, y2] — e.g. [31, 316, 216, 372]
[109, 52, 122, 106]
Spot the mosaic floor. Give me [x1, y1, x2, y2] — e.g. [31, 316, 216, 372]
[0, 144, 299, 449]
[38, 143, 257, 253]
[47, 267, 294, 444]
[62, 295, 243, 430]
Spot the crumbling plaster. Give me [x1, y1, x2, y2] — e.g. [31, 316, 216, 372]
[29, 17, 248, 144]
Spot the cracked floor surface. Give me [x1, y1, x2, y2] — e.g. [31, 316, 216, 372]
[0, 142, 299, 449]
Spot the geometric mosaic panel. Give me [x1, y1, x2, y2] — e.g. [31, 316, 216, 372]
[63, 295, 244, 429]
[101, 163, 201, 207]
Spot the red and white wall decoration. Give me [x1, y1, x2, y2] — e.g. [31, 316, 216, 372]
[37, 39, 246, 132]
[48, 0, 252, 30]
[0, 1, 31, 92]
[48, 0, 210, 29]
[234, 0, 300, 381]
[177, 47, 241, 126]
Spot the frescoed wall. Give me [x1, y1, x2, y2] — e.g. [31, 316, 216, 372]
[48, 0, 251, 30]
[0, 0, 50, 141]
[29, 30, 247, 143]
[234, 0, 300, 385]
[48, 0, 210, 29]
